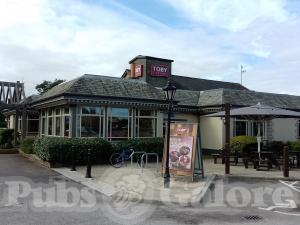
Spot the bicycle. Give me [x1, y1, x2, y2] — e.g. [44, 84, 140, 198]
[109, 146, 144, 168]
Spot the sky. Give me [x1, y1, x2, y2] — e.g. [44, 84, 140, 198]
[0, 0, 300, 96]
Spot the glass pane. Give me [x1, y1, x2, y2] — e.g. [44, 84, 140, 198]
[42, 118, 46, 134]
[55, 109, 60, 115]
[235, 121, 247, 136]
[64, 108, 69, 114]
[42, 111, 46, 116]
[111, 108, 128, 117]
[82, 106, 100, 115]
[111, 117, 128, 137]
[48, 109, 53, 116]
[48, 118, 53, 135]
[139, 118, 154, 137]
[28, 120, 39, 133]
[55, 117, 61, 136]
[139, 110, 153, 117]
[64, 116, 70, 137]
[253, 122, 263, 136]
[81, 116, 100, 137]
[28, 114, 39, 119]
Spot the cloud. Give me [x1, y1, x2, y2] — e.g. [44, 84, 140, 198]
[164, 0, 290, 31]
[0, 0, 299, 97]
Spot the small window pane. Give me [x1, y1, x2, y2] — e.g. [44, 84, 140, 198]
[55, 109, 60, 115]
[139, 110, 153, 117]
[28, 114, 39, 119]
[64, 108, 69, 114]
[111, 108, 128, 117]
[48, 109, 53, 116]
[82, 106, 100, 115]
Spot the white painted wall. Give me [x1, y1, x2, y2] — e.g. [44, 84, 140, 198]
[200, 117, 224, 150]
[272, 118, 298, 142]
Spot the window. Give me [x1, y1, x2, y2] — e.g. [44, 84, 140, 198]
[252, 122, 264, 137]
[27, 114, 39, 134]
[78, 106, 103, 138]
[136, 109, 157, 137]
[234, 120, 247, 136]
[108, 108, 131, 140]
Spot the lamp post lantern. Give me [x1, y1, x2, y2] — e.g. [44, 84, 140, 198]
[163, 80, 176, 188]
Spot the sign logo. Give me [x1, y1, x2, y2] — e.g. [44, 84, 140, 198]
[135, 64, 143, 77]
[150, 64, 169, 77]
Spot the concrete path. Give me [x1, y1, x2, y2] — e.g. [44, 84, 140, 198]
[204, 158, 300, 180]
[55, 163, 212, 205]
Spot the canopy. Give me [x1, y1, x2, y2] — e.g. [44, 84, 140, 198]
[203, 103, 300, 119]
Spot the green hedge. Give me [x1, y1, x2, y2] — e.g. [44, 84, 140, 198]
[0, 129, 14, 149]
[230, 136, 257, 154]
[32, 137, 164, 165]
[20, 138, 35, 154]
[288, 141, 300, 151]
[112, 137, 164, 158]
[33, 137, 113, 165]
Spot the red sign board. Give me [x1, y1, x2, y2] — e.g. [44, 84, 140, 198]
[150, 63, 169, 77]
[135, 64, 143, 77]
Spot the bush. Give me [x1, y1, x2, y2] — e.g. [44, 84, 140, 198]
[0, 129, 14, 149]
[113, 138, 164, 158]
[287, 141, 300, 151]
[20, 138, 35, 154]
[230, 136, 257, 154]
[33, 137, 113, 165]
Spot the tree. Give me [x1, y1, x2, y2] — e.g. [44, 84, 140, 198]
[35, 79, 65, 95]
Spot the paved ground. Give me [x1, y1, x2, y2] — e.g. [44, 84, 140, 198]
[70, 163, 208, 204]
[0, 154, 300, 225]
[204, 158, 300, 179]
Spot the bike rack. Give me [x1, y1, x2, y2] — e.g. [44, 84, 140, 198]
[141, 153, 159, 173]
[130, 151, 146, 168]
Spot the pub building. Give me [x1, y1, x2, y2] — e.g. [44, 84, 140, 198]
[3, 55, 300, 153]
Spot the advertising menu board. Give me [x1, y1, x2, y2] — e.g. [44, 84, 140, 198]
[163, 123, 198, 176]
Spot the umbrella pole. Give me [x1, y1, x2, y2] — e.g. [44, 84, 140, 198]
[257, 121, 262, 161]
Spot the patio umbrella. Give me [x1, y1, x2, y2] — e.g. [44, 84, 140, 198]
[203, 103, 300, 159]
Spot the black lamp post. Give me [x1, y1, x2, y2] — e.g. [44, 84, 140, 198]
[163, 79, 176, 188]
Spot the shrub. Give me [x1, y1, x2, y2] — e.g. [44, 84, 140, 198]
[0, 129, 14, 149]
[287, 141, 300, 151]
[20, 138, 35, 154]
[230, 136, 257, 154]
[33, 137, 113, 165]
[113, 138, 164, 158]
